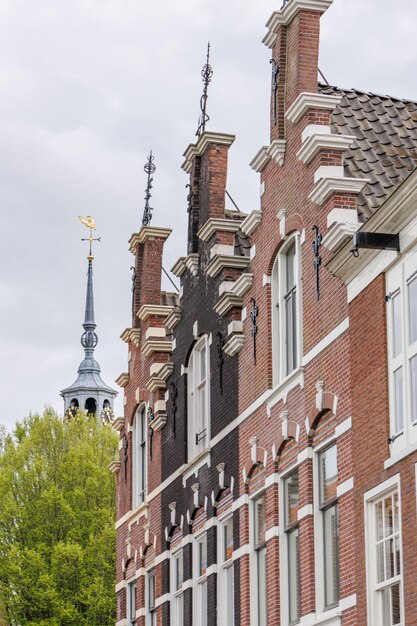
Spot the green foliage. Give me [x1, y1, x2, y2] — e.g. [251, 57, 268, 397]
[0, 408, 118, 626]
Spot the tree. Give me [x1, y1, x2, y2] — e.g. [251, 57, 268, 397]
[0, 409, 118, 626]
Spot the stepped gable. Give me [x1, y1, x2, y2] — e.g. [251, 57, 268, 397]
[319, 83, 417, 220]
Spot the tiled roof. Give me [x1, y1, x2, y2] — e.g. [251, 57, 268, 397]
[319, 84, 417, 220]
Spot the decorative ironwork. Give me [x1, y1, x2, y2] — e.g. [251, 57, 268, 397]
[142, 151, 156, 227]
[196, 42, 213, 136]
[122, 434, 128, 482]
[351, 232, 400, 258]
[312, 225, 323, 300]
[130, 265, 136, 318]
[217, 331, 225, 394]
[186, 183, 193, 213]
[270, 59, 280, 127]
[79, 215, 101, 260]
[281, 0, 290, 7]
[147, 406, 154, 460]
[250, 298, 259, 365]
[169, 381, 178, 435]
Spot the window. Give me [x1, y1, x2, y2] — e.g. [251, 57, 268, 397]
[317, 445, 339, 609]
[193, 533, 207, 626]
[146, 569, 156, 626]
[386, 248, 417, 455]
[252, 494, 267, 626]
[127, 579, 136, 626]
[271, 235, 301, 384]
[170, 549, 183, 626]
[187, 335, 210, 460]
[217, 515, 234, 625]
[132, 406, 147, 508]
[366, 483, 402, 626]
[283, 471, 300, 624]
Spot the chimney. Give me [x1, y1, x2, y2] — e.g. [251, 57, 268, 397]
[129, 227, 172, 326]
[182, 131, 235, 254]
[264, 0, 333, 136]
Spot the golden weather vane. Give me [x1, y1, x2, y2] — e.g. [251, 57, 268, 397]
[78, 215, 101, 260]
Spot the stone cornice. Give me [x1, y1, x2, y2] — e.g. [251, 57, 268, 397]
[142, 339, 173, 358]
[321, 221, 359, 254]
[181, 131, 236, 173]
[197, 218, 243, 242]
[120, 328, 141, 347]
[112, 417, 125, 432]
[109, 460, 121, 474]
[224, 334, 245, 356]
[232, 272, 254, 297]
[128, 227, 172, 253]
[297, 133, 356, 164]
[286, 92, 342, 125]
[137, 304, 174, 321]
[206, 254, 250, 278]
[165, 308, 181, 331]
[171, 256, 186, 277]
[171, 254, 199, 278]
[240, 211, 262, 236]
[159, 362, 174, 381]
[263, 0, 333, 48]
[214, 293, 244, 316]
[145, 374, 167, 393]
[250, 140, 287, 172]
[309, 176, 370, 205]
[326, 170, 417, 282]
[115, 372, 129, 388]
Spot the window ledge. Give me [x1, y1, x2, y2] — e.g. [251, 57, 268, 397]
[300, 609, 341, 625]
[384, 439, 417, 469]
[267, 367, 304, 414]
[182, 448, 211, 485]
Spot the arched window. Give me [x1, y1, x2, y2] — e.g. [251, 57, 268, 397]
[132, 405, 147, 508]
[187, 335, 210, 461]
[85, 397, 97, 415]
[271, 234, 301, 385]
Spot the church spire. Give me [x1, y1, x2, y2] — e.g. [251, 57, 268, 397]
[60, 217, 117, 422]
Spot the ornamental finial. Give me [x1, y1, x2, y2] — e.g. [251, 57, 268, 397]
[79, 215, 101, 260]
[196, 42, 213, 137]
[142, 151, 156, 227]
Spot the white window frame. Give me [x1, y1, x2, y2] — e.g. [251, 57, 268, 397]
[280, 469, 300, 626]
[364, 475, 403, 626]
[170, 548, 184, 626]
[250, 491, 267, 626]
[193, 531, 208, 626]
[127, 577, 137, 626]
[217, 512, 234, 626]
[271, 233, 302, 386]
[187, 335, 210, 461]
[132, 404, 147, 509]
[313, 441, 339, 613]
[386, 247, 417, 456]
[146, 568, 157, 626]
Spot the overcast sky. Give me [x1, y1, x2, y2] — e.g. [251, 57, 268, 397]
[0, 0, 416, 430]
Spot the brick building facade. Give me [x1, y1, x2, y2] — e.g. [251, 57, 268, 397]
[112, 1, 417, 625]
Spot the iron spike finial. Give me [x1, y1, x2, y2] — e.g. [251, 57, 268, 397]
[196, 42, 213, 137]
[142, 150, 156, 227]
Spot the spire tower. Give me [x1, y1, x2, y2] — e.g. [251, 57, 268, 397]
[61, 217, 117, 422]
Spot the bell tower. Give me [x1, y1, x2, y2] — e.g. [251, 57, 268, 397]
[60, 216, 117, 423]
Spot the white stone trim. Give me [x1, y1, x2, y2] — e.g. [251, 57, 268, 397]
[286, 92, 341, 124]
[206, 254, 250, 278]
[297, 504, 313, 520]
[154, 593, 170, 608]
[266, 367, 304, 414]
[197, 218, 242, 241]
[301, 124, 331, 143]
[116, 620, 128, 626]
[297, 447, 313, 464]
[322, 221, 359, 254]
[303, 317, 349, 365]
[210, 243, 235, 258]
[309, 176, 369, 205]
[241, 210, 262, 235]
[265, 525, 280, 542]
[233, 493, 249, 511]
[227, 320, 243, 335]
[232, 543, 250, 561]
[250, 244, 256, 260]
[138, 304, 173, 320]
[335, 417, 352, 438]
[263, 0, 333, 47]
[141, 339, 173, 357]
[128, 226, 172, 253]
[249, 146, 269, 172]
[214, 293, 244, 316]
[182, 131, 236, 173]
[250, 140, 287, 172]
[337, 477, 354, 498]
[145, 326, 166, 340]
[298, 133, 355, 164]
[224, 334, 245, 356]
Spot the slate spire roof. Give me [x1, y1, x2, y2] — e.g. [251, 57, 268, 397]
[319, 84, 417, 220]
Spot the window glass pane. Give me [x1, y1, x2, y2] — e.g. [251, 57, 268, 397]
[128, 582, 136, 623]
[148, 572, 155, 610]
[409, 277, 417, 345]
[257, 546, 267, 626]
[319, 446, 338, 505]
[175, 552, 183, 590]
[199, 537, 207, 577]
[411, 355, 417, 424]
[394, 367, 404, 432]
[200, 345, 206, 381]
[288, 527, 300, 623]
[376, 500, 384, 541]
[323, 504, 339, 607]
[392, 292, 402, 357]
[226, 564, 234, 625]
[384, 497, 393, 538]
[223, 517, 233, 562]
[376, 542, 385, 583]
[254, 496, 265, 547]
[286, 243, 296, 291]
[391, 582, 401, 625]
[200, 579, 207, 626]
[285, 472, 299, 527]
[285, 290, 297, 375]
